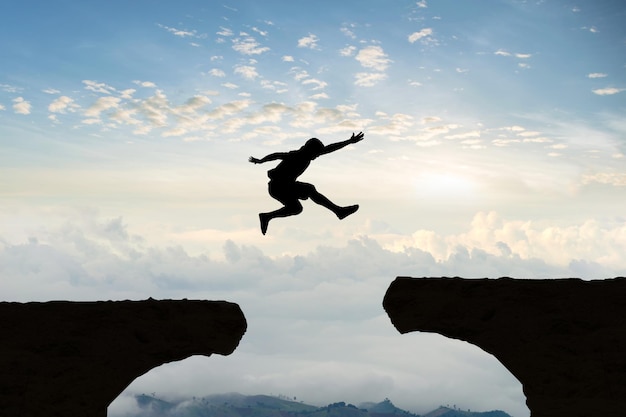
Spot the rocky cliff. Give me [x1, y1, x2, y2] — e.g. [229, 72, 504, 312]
[383, 277, 626, 417]
[0, 299, 246, 417]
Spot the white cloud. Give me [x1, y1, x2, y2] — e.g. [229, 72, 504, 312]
[234, 65, 259, 80]
[339, 45, 357, 57]
[302, 78, 328, 91]
[340, 27, 356, 39]
[408, 28, 433, 43]
[516, 130, 541, 137]
[12, 97, 31, 115]
[217, 27, 234, 37]
[416, 0, 428, 7]
[592, 87, 624, 96]
[251, 27, 268, 37]
[207, 99, 251, 120]
[232, 35, 270, 55]
[0, 83, 22, 93]
[282, 55, 294, 62]
[355, 45, 391, 71]
[119, 89, 136, 99]
[292, 69, 310, 81]
[48, 96, 79, 113]
[492, 138, 520, 147]
[369, 113, 414, 137]
[587, 73, 607, 78]
[42, 88, 60, 94]
[175, 95, 212, 114]
[157, 23, 199, 38]
[83, 79, 116, 94]
[209, 69, 226, 77]
[110, 108, 141, 126]
[162, 127, 188, 137]
[582, 173, 626, 187]
[514, 53, 531, 59]
[445, 130, 481, 140]
[309, 93, 329, 100]
[84, 96, 122, 118]
[354, 72, 387, 87]
[522, 137, 552, 143]
[494, 49, 511, 56]
[222, 82, 239, 89]
[298, 33, 320, 49]
[138, 90, 170, 127]
[133, 80, 156, 88]
[0, 104, 5, 111]
[549, 143, 568, 150]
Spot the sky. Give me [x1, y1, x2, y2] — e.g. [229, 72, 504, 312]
[1, 0, 625, 416]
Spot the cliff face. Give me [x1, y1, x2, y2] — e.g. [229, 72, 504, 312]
[383, 277, 626, 417]
[0, 299, 246, 417]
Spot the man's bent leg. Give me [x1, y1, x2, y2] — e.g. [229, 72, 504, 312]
[259, 201, 303, 235]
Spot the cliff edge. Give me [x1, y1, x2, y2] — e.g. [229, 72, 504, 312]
[383, 277, 626, 417]
[0, 299, 247, 417]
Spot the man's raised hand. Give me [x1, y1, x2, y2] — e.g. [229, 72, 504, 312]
[350, 131, 364, 143]
[249, 156, 261, 164]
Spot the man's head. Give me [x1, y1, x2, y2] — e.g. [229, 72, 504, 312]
[302, 138, 324, 158]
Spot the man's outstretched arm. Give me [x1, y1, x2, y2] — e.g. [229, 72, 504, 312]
[249, 152, 288, 164]
[319, 132, 364, 156]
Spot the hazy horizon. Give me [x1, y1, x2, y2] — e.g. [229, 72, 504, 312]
[2, 1, 625, 417]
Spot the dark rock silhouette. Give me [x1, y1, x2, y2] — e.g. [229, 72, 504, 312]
[0, 299, 246, 417]
[383, 277, 626, 417]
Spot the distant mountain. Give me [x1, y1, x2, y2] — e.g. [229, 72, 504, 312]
[422, 406, 511, 417]
[124, 393, 511, 417]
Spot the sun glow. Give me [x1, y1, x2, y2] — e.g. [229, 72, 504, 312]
[413, 172, 478, 200]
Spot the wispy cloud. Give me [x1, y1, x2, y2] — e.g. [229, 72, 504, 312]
[408, 28, 433, 44]
[340, 25, 357, 39]
[592, 87, 624, 96]
[83, 80, 116, 94]
[588, 73, 607, 78]
[0, 83, 21, 93]
[209, 69, 226, 77]
[157, 23, 203, 38]
[133, 80, 156, 88]
[217, 27, 234, 37]
[354, 72, 387, 87]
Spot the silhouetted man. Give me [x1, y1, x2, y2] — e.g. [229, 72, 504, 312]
[249, 132, 364, 235]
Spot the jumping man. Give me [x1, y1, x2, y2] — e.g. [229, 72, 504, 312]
[249, 131, 364, 235]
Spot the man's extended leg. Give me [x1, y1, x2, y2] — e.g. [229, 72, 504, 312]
[306, 186, 359, 220]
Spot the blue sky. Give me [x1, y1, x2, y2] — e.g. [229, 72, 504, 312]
[2, 1, 626, 416]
